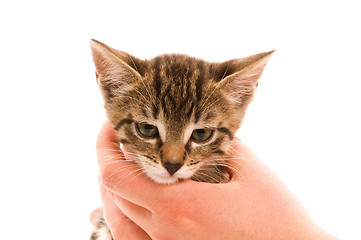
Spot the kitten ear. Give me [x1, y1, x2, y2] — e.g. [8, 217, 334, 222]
[218, 50, 274, 105]
[90, 39, 141, 97]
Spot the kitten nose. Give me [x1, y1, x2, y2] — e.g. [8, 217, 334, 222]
[161, 143, 185, 175]
[162, 162, 183, 175]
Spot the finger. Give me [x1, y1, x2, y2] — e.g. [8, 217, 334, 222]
[108, 188, 154, 234]
[96, 121, 127, 177]
[96, 121, 168, 210]
[100, 183, 152, 240]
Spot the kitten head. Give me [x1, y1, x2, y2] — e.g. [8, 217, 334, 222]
[91, 39, 273, 184]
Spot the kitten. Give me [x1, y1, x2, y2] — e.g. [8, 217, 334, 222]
[89, 39, 273, 239]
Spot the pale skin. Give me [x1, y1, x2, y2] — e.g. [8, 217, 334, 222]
[96, 122, 338, 240]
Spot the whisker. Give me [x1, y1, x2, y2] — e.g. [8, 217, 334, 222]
[201, 97, 223, 113]
[98, 153, 137, 161]
[203, 156, 243, 177]
[220, 64, 230, 81]
[98, 153, 125, 158]
[203, 162, 242, 180]
[229, 145, 245, 158]
[102, 165, 138, 182]
[199, 83, 220, 110]
[128, 168, 147, 183]
[194, 168, 220, 183]
[125, 53, 151, 102]
[121, 95, 152, 110]
[125, 84, 155, 111]
[97, 149, 122, 153]
[98, 159, 136, 168]
[191, 171, 207, 182]
[118, 167, 144, 183]
[97, 148, 141, 157]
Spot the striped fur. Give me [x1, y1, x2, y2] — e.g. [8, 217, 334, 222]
[90, 39, 273, 239]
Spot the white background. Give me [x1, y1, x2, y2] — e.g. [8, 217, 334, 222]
[0, 0, 360, 239]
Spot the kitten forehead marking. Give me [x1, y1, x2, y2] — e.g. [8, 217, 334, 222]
[156, 120, 166, 142]
[183, 123, 195, 144]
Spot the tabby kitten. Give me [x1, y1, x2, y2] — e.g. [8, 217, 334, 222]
[90, 39, 273, 239]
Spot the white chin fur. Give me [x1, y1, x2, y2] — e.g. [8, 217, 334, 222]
[141, 161, 197, 184]
[149, 174, 180, 184]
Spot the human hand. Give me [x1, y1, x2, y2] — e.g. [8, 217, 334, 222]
[96, 122, 337, 240]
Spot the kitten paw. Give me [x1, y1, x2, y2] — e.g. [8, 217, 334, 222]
[90, 208, 113, 240]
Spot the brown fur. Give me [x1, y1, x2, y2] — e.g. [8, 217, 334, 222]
[90, 39, 273, 182]
[89, 39, 273, 239]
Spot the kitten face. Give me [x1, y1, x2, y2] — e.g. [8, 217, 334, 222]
[91, 39, 273, 183]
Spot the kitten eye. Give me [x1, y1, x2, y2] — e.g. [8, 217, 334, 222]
[191, 129, 214, 143]
[136, 123, 159, 138]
